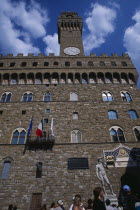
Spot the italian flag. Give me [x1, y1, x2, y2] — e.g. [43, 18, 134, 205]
[36, 122, 43, 137]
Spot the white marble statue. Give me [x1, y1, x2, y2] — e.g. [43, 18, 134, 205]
[96, 157, 116, 196]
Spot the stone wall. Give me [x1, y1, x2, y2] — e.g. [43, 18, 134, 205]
[0, 83, 140, 144]
[0, 54, 140, 209]
[0, 142, 139, 210]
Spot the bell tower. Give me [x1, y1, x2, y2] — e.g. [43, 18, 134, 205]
[58, 12, 84, 56]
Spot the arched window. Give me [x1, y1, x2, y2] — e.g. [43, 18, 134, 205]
[1, 92, 12, 102]
[1, 161, 11, 179]
[22, 93, 27, 102]
[75, 73, 80, 84]
[113, 73, 120, 84]
[111, 61, 117, 66]
[11, 128, 26, 144]
[60, 73, 66, 84]
[89, 73, 96, 83]
[102, 92, 113, 101]
[35, 73, 42, 84]
[128, 73, 135, 84]
[77, 61, 82, 66]
[52, 73, 59, 84]
[108, 110, 118, 119]
[68, 73, 73, 84]
[43, 73, 50, 84]
[110, 127, 125, 142]
[70, 92, 78, 101]
[12, 130, 19, 144]
[82, 73, 88, 84]
[128, 110, 138, 119]
[44, 62, 49, 66]
[121, 62, 127, 66]
[22, 92, 33, 102]
[32, 62, 38, 66]
[21, 62, 27, 67]
[97, 73, 104, 83]
[99, 61, 105, 66]
[65, 61, 70, 66]
[105, 73, 112, 83]
[2, 73, 9, 85]
[133, 127, 140, 141]
[73, 112, 78, 120]
[44, 92, 51, 102]
[88, 61, 94, 66]
[121, 91, 132, 101]
[27, 73, 34, 84]
[0, 62, 4, 67]
[36, 162, 42, 178]
[54, 62, 58, 66]
[118, 128, 125, 142]
[121, 73, 128, 84]
[71, 130, 82, 143]
[10, 62, 15, 67]
[110, 129, 117, 142]
[10, 73, 18, 84]
[19, 73, 26, 84]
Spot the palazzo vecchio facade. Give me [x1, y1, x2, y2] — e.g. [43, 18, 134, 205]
[0, 12, 140, 210]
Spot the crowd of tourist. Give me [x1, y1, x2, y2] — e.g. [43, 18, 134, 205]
[47, 185, 140, 210]
[8, 185, 140, 210]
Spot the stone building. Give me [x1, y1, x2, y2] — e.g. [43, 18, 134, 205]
[0, 12, 140, 210]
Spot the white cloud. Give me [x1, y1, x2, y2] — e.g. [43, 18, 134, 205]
[83, 3, 117, 54]
[43, 33, 60, 56]
[108, 1, 120, 10]
[124, 10, 140, 87]
[0, 0, 49, 55]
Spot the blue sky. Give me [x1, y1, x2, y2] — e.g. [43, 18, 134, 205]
[0, 0, 140, 86]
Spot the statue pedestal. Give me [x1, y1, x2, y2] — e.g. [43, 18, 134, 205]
[104, 193, 118, 206]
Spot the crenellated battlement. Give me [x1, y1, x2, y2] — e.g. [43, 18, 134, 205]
[0, 52, 135, 72]
[0, 52, 130, 58]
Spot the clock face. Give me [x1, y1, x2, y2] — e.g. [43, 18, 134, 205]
[64, 47, 80, 55]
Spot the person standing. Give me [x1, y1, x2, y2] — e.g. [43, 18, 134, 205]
[50, 202, 56, 210]
[122, 185, 140, 210]
[85, 199, 93, 210]
[57, 200, 65, 210]
[40, 204, 47, 210]
[72, 195, 84, 210]
[93, 187, 106, 210]
[69, 194, 85, 210]
[105, 199, 114, 210]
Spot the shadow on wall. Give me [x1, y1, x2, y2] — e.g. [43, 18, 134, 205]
[118, 147, 140, 205]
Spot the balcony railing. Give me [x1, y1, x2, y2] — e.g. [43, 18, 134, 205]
[24, 135, 55, 152]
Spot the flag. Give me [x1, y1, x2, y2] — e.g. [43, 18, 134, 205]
[51, 118, 54, 136]
[27, 118, 33, 136]
[36, 121, 43, 137]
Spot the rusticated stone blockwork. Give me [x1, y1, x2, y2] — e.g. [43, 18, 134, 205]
[0, 12, 140, 210]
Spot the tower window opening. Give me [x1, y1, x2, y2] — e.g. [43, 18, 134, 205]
[44, 62, 49, 66]
[0, 63, 4, 67]
[65, 62, 70, 66]
[77, 61, 82, 66]
[9, 62, 15, 67]
[33, 62, 38, 66]
[21, 62, 27, 67]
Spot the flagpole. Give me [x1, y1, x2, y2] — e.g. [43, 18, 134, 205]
[51, 117, 54, 136]
[30, 116, 33, 139]
[27, 116, 33, 141]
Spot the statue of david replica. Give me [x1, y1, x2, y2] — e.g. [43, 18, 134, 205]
[96, 157, 116, 196]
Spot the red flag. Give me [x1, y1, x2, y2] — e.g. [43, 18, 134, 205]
[36, 122, 43, 137]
